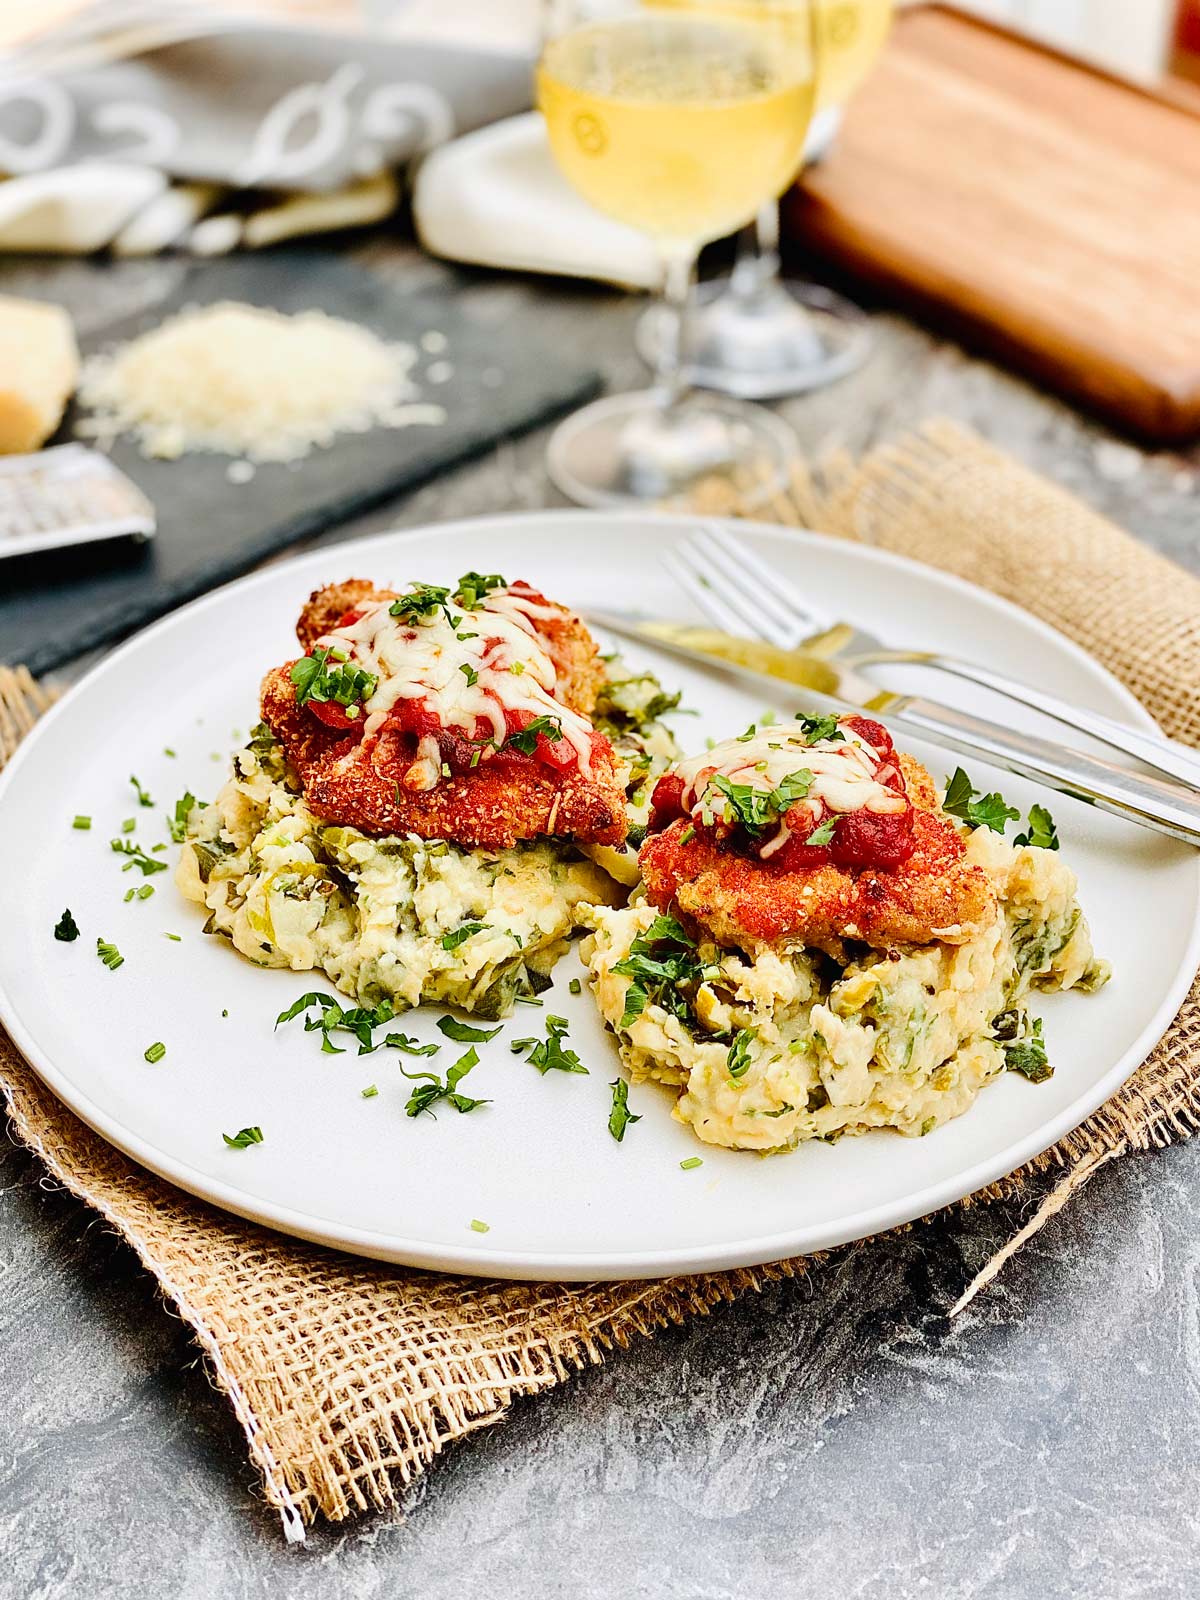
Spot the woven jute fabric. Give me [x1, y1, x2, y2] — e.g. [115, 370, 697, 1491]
[3, 419, 1199, 1536]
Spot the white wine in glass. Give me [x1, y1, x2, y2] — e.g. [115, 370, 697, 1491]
[636, 0, 894, 401]
[536, 4, 818, 508]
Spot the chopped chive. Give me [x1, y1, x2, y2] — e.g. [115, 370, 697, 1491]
[222, 1126, 263, 1149]
[96, 938, 123, 971]
[514, 995, 543, 1007]
[123, 887, 135, 903]
[130, 774, 153, 808]
[163, 747, 176, 758]
[144, 1042, 166, 1064]
[361, 1084, 379, 1099]
[469, 1219, 490, 1234]
[72, 815, 91, 831]
[221, 1008, 229, 1018]
[121, 817, 136, 834]
[152, 842, 167, 853]
[680, 1156, 703, 1171]
[164, 933, 182, 942]
[137, 884, 154, 901]
[568, 977, 582, 996]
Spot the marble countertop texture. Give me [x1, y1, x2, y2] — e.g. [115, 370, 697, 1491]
[1, 244, 1198, 1600]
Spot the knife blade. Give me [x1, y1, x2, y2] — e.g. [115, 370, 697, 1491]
[585, 608, 1200, 850]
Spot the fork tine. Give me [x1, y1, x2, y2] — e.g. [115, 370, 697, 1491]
[699, 523, 836, 636]
[679, 528, 799, 648]
[660, 551, 768, 639]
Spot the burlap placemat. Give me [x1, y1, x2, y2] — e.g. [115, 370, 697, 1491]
[2, 419, 1199, 1539]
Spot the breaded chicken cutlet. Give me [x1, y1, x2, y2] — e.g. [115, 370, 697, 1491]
[640, 715, 996, 957]
[260, 573, 627, 850]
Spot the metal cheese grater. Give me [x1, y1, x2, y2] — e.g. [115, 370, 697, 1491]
[0, 444, 155, 560]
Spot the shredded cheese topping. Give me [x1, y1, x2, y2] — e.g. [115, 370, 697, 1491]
[315, 586, 596, 777]
[675, 720, 906, 843]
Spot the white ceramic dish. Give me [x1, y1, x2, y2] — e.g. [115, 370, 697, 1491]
[1, 512, 1196, 1281]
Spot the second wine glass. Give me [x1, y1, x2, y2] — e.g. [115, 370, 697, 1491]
[537, 1, 820, 507]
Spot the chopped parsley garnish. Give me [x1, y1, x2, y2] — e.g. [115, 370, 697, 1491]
[54, 908, 79, 942]
[511, 1014, 587, 1076]
[805, 816, 838, 847]
[441, 922, 489, 951]
[361, 1084, 379, 1099]
[144, 1041, 166, 1064]
[383, 1035, 441, 1059]
[437, 1015, 501, 1044]
[459, 663, 479, 687]
[110, 838, 169, 876]
[469, 1217, 491, 1233]
[453, 571, 507, 608]
[276, 991, 424, 1055]
[795, 714, 844, 746]
[130, 773, 154, 807]
[1014, 803, 1060, 851]
[168, 790, 200, 844]
[504, 716, 563, 755]
[222, 1126, 263, 1149]
[608, 1078, 641, 1142]
[1004, 1017, 1053, 1083]
[96, 938, 123, 970]
[72, 815, 91, 830]
[943, 768, 1021, 835]
[680, 1156, 703, 1171]
[726, 1029, 757, 1080]
[401, 1047, 489, 1118]
[291, 647, 378, 711]
[708, 768, 813, 838]
[389, 582, 454, 624]
[612, 914, 704, 1031]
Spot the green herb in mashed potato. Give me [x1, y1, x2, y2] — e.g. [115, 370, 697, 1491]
[612, 914, 703, 1031]
[607, 1078, 641, 1142]
[512, 1014, 587, 1076]
[441, 922, 490, 952]
[402, 1047, 488, 1118]
[943, 768, 1021, 835]
[726, 1028, 756, 1081]
[1014, 804, 1060, 852]
[168, 790, 201, 844]
[1004, 1017, 1052, 1083]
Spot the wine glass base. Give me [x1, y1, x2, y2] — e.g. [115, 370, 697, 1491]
[635, 279, 873, 400]
[545, 389, 796, 511]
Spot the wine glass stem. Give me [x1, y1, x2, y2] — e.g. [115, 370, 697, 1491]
[655, 249, 697, 409]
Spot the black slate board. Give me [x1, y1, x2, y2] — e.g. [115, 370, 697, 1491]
[0, 252, 600, 676]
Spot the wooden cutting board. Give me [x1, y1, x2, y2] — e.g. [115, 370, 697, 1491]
[786, 5, 1200, 445]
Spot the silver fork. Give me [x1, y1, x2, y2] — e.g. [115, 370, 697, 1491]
[664, 524, 1200, 791]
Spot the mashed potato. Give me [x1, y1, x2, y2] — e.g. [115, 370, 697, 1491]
[177, 677, 682, 1019]
[583, 827, 1109, 1152]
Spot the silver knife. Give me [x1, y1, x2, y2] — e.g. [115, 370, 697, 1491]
[587, 609, 1200, 850]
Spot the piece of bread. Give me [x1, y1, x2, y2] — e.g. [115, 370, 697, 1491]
[0, 296, 79, 453]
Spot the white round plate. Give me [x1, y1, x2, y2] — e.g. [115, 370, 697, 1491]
[1, 513, 1196, 1280]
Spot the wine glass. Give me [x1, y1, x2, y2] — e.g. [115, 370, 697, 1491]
[536, 0, 820, 507]
[635, 0, 894, 400]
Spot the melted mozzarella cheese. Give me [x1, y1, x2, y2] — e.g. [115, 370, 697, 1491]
[675, 720, 906, 832]
[314, 590, 595, 775]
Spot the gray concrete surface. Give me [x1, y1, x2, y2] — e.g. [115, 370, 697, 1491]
[2, 245, 1198, 1599]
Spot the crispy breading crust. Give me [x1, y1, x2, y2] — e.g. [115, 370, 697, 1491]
[260, 666, 628, 850]
[639, 756, 997, 956]
[295, 580, 606, 716]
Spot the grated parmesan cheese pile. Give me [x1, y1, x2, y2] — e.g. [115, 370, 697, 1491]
[77, 301, 446, 465]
